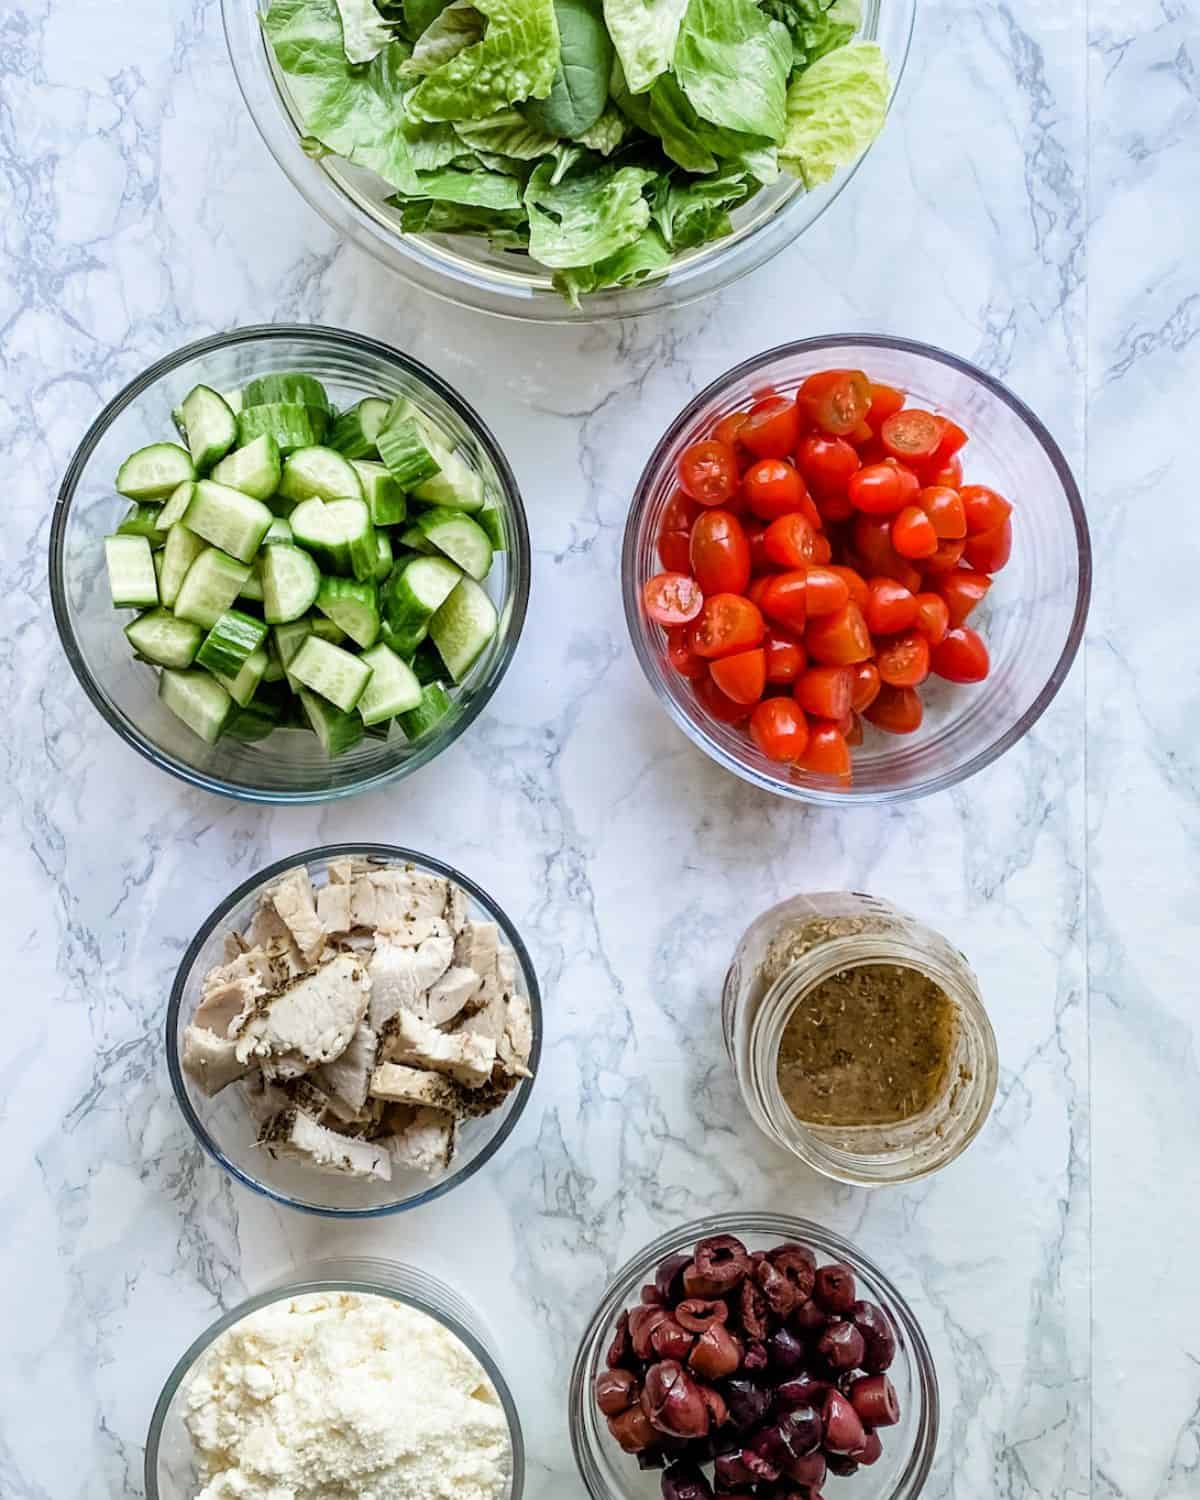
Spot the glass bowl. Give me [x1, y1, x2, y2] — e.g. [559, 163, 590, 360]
[50, 325, 530, 803]
[569, 1212, 937, 1499]
[146, 1256, 525, 1500]
[623, 335, 1090, 803]
[221, 0, 915, 323]
[166, 843, 541, 1217]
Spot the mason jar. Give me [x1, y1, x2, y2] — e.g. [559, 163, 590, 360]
[722, 893, 998, 1186]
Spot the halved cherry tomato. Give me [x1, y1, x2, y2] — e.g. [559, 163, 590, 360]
[844, 710, 864, 746]
[745, 522, 769, 572]
[913, 592, 950, 645]
[696, 674, 753, 723]
[666, 626, 706, 679]
[690, 509, 751, 595]
[827, 564, 869, 610]
[747, 575, 771, 607]
[658, 529, 691, 572]
[741, 396, 802, 459]
[929, 416, 968, 466]
[750, 697, 809, 761]
[963, 516, 1012, 573]
[760, 570, 808, 632]
[688, 593, 764, 658]
[710, 647, 766, 705]
[678, 439, 738, 506]
[643, 572, 703, 626]
[764, 627, 806, 683]
[796, 721, 852, 778]
[742, 458, 812, 523]
[960, 485, 1013, 536]
[881, 408, 941, 463]
[763, 513, 818, 569]
[917, 485, 966, 539]
[662, 489, 700, 533]
[931, 626, 990, 682]
[811, 532, 832, 564]
[881, 458, 921, 505]
[797, 433, 860, 502]
[864, 577, 918, 635]
[806, 602, 872, 665]
[804, 565, 851, 617]
[848, 462, 908, 515]
[865, 683, 924, 734]
[924, 453, 963, 489]
[798, 369, 872, 436]
[867, 383, 906, 427]
[891, 505, 939, 559]
[921, 536, 966, 574]
[849, 660, 882, 713]
[937, 568, 991, 627]
[876, 630, 931, 687]
[794, 665, 854, 720]
[713, 410, 749, 449]
[853, 515, 923, 591]
[848, 420, 875, 445]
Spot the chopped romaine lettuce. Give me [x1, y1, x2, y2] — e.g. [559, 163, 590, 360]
[780, 39, 889, 187]
[673, 0, 792, 142]
[334, 0, 396, 61]
[406, 0, 562, 120]
[601, 0, 688, 94]
[525, 159, 654, 267]
[524, 0, 613, 137]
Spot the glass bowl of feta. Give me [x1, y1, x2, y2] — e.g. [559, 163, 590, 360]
[146, 1257, 525, 1500]
[166, 844, 541, 1217]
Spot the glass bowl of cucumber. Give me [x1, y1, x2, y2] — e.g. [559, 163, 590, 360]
[49, 325, 530, 803]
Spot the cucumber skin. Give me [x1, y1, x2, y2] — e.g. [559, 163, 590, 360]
[298, 689, 366, 755]
[398, 683, 453, 740]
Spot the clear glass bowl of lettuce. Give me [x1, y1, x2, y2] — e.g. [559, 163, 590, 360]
[224, 0, 915, 320]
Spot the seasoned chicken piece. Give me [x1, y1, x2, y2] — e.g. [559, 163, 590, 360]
[350, 868, 451, 934]
[422, 965, 482, 1027]
[367, 930, 454, 1030]
[257, 1107, 392, 1182]
[267, 868, 326, 965]
[241, 1070, 290, 1124]
[316, 880, 352, 937]
[380, 1010, 497, 1088]
[245, 900, 307, 977]
[316, 1023, 378, 1115]
[446, 882, 469, 934]
[327, 857, 355, 887]
[222, 932, 246, 963]
[500, 993, 534, 1078]
[386, 1107, 456, 1175]
[195, 948, 279, 1038]
[182, 1026, 255, 1096]
[453, 922, 499, 996]
[369, 1062, 466, 1116]
[235, 954, 371, 1071]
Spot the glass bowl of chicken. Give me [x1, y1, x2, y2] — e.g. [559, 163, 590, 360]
[166, 843, 541, 1216]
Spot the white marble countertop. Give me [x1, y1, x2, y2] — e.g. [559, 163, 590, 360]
[3, 0, 1194, 1495]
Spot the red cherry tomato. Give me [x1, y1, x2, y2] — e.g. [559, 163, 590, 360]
[742, 458, 811, 523]
[811, 532, 832, 565]
[922, 536, 966, 574]
[797, 433, 859, 512]
[696, 674, 753, 723]
[740, 396, 802, 459]
[937, 568, 991, 627]
[848, 462, 907, 515]
[924, 453, 963, 489]
[880, 408, 942, 463]
[745, 522, 769, 573]
[665, 626, 706, 679]
[713, 411, 749, 449]
[662, 490, 700, 533]
[762, 512, 818, 569]
[867, 383, 906, 427]
[882, 458, 921, 505]
[794, 665, 854, 720]
[760, 570, 809, 632]
[849, 660, 881, 713]
[960, 485, 1014, 536]
[963, 516, 1012, 572]
[657, 528, 691, 572]
[853, 515, 923, 591]
[677, 439, 738, 506]
[804, 565, 851, 617]
[913, 592, 950, 645]
[931, 626, 990, 682]
[796, 721, 852, 779]
[891, 505, 939, 559]
[864, 577, 918, 635]
[917, 485, 966, 539]
[690, 509, 751, 595]
[876, 630, 931, 688]
[931, 415, 968, 461]
[688, 593, 764, 658]
[749, 697, 809, 761]
[747, 575, 771, 608]
[798, 369, 872, 436]
[806, 602, 872, 665]
[826, 565, 869, 611]
[865, 683, 924, 734]
[844, 710, 864, 747]
[643, 571, 703, 626]
[710, 647, 766, 705]
[763, 627, 806, 683]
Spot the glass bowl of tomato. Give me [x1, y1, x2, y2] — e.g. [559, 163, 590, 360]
[623, 336, 1090, 802]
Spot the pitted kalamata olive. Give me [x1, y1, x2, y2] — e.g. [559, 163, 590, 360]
[785, 1450, 827, 1488]
[850, 1300, 896, 1372]
[816, 1320, 865, 1372]
[745, 1422, 791, 1474]
[755, 1258, 798, 1318]
[637, 1447, 667, 1470]
[742, 1340, 768, 1372]
[767, 1325, 807, 1373]
[652, 1317, 696, 1363]
[660, 1459, 714, 1500]
[737, 1278, 769, 1341]
[689, 1323, 742, 1380]
[713, 1451, 755, 1492]
[701, 1382, 729, 1429]
[740, 1432, 782, 1482]
[692, 1234, 752, 1294]
[722, 1377, 771, 1433]
[643, 1284, 666, 1305]
[825, 1451, 860, 1476]
[608, 1404, 656, 1452]
[821, 1390, 867, 1454]
[857, 1430, 883, 1465]
[657, 1252, 693, 1305]
[642, 1360, 711, 1439]
[630, 1304, 674, 1360]
[769, 1243, 817, 1271]
[848, 1373, 900, 1427]
[595, 1368, 638, 1416]
[791, 1299, 827, 1334]
[774, 1374, 832, 1413]
[769, 1245, 817, 1304]
[608, 1310, 633, 1370]
[813, 1263, 856, 1315]
[775, 1405, 823, 1465]
[676, 1298, 728, 1334]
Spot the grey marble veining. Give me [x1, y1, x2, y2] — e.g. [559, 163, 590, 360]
[1, 0, 1177, 1494]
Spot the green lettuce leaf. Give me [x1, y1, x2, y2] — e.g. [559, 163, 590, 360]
[408, 166, 526, 206]
[651, 163, 756, 248]
[453, 107, 559, 157]
[673, 0, 791, 142]
[334, 0, 395, 61]
[404, 0, 484, 72]
[761, 0, 860, 70]
[628, 73, 777, 179]
[398, 0, 449, 38]
[602, 0, 688, 93]
[524, 158, 654, 266]
[263, 0, 420, 192]
[406, 0, 562, 120]
[394, 195, 530, 244]
[553, 224, 671, 303]
[572, 101, 630, 152]
[524, 0, 613, 136]
[780, 39, 889, 187]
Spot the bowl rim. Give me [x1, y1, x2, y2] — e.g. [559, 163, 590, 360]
[567, 1210, 939, 1500]
[622, 333, 1092, 804]
[219, 0, 916, 325]
[49, 322, 531, 805]
[144, 1257, 526, 1500]
[165, 842, 542, 1218]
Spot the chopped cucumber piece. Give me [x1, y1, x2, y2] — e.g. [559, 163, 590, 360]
[352, 460, 406, 526]
[376, 399, 442, 488]
[159, 668, 232, 744]
[236, 402, 325, 453]
[288, 497, 376, 581]
[261, 544, 321, 624]
[477, 498, 506, 550]
[298, 688, 365, 756]
[262, 516, 294, 546]
[214, 646, 270, 708]
[429, 576, 497, 682]
[226, 699, 282, 741]
[372, 530, 394, 582]
[277, 446, 364, 503]
[241, 373, 331, 412]
[410, 641, 445, 686]
[330, 398, 390, 458]
[398, 682, 453, 740]
[159, 523, 207, 609]
[184, 480, 273, 562]
[412, 444, 484, 511]
[273, 620, 314, 688]
[116, 443, 195, 501]
[398, 524, 439, 556]
[116, 503, 164, 543]
[315, 577, 381, 649]
[239, 559, 265, 602]
[381, 619, 428, 659]
[180, 385, 238, 471]
[124, 609, 203, 668]
[174, 547, 251, 629]
[311, 615, 348, 645]
[289, 636, 373, 712]
[413, 507, 493, 581]
[196, 609, 269, 678]
[153, 548, 165, 593]
[262, 637, 286, 682]
[381, 555, 462, 639]
[356, 644, 422, 724]
[155, 480, 195, 532]
[209, 433, 282, 499]
[104, 535, 159, 608]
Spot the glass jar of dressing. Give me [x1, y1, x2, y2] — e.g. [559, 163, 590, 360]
[722, 893, 998, 1186]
